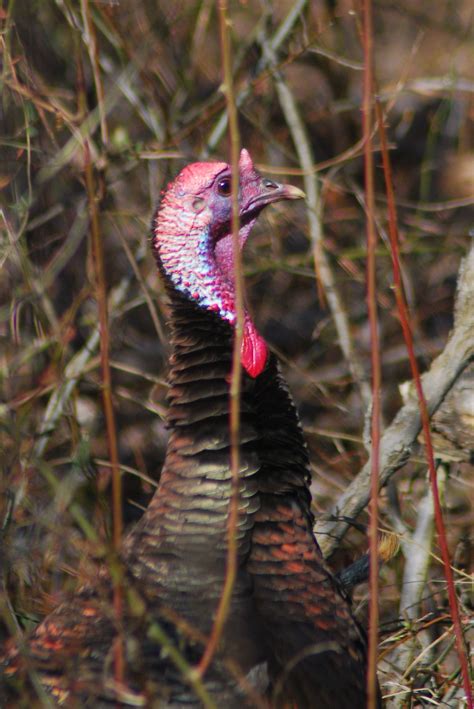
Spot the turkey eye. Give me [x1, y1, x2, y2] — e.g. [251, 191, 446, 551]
[263, 179, 278, 189]
[217, 177, 231, 196]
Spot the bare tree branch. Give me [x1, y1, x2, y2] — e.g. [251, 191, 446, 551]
[316, 245, 474, 558]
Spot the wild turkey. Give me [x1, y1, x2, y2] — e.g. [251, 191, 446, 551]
[2, 150, 374, 707]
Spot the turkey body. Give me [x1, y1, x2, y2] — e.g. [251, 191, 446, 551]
[1, 151, 375, 707]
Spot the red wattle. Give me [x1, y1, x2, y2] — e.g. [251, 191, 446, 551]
[241, 316, 268, 378]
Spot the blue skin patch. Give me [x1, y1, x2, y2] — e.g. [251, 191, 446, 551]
[167, 225, 236, 324]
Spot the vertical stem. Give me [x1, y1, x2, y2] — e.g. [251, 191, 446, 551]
[361, 1, 380, 706]
[258, 32, 371, 408]
[197, 0, 242, 676]
[376, 100, 473, 709]
[78, 37, 123, 683]
[83, 146, 124, 685]
[80, 0, 108, 146]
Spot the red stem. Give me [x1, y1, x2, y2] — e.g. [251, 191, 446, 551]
[197, 0, 242, 677]
[376, 99, 473, 708]
[78, 40, 124, 683]
[362, 1, 381, 707]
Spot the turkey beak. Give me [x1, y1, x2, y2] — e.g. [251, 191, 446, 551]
[270, 181, 306, 202]
[245, 178, 305, 214]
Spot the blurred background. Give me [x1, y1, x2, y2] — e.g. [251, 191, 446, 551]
[1, 1, 473, 705]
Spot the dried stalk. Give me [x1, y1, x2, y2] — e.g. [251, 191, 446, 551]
[316, 245, 474, 558]
[197, 0, 242, 676]
[257, 29, 371, 408]
[375, 97, 473, 705]
[30, 275, 131, 464]
[83, 136, 124, 684]
[361, 1, 381, 705]
[202, 0, 308, 156]
[77, 31, 123, 681]
[389, 466, 447, 707]
[80, 0, 108, 146]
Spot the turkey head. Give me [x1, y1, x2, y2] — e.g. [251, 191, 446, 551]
[152, 149, 304, 377]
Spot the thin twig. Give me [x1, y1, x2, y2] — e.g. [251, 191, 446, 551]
[78, 40, 124, 682]
[257, 28, 371, 408]
[35, 60, 138, 186]
[390, 466, 445, 706]
[375, 99, 473, 707]
[114, 225, 165, 344]
[315, 242, 474, 557]
[197, 1, 242, 676]
[147, 623, 217, 709]
[80, 0, 108, 146]
[361, 1, 381, 704]
[202, 0, 308, 156]
[30, 275, 131, 463]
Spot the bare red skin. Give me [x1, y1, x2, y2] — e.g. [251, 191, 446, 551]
[153, 149, 301, 378]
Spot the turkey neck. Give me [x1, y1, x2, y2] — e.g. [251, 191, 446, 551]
[127, 284, 261, 601]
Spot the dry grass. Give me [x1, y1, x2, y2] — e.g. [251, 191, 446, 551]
[1, 2, 473, 706]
